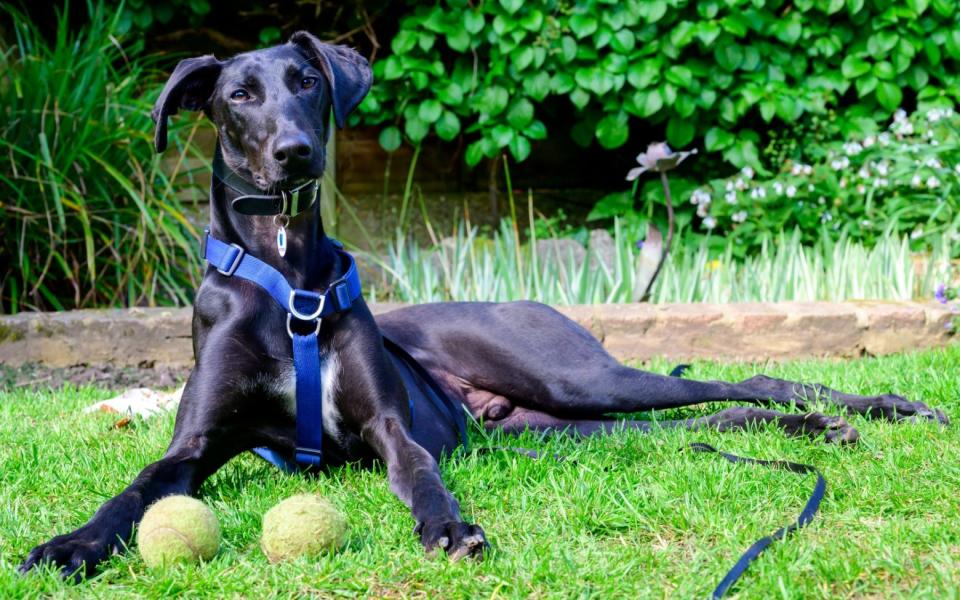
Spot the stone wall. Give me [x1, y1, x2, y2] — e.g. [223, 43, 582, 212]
[0, 301, 953, 368]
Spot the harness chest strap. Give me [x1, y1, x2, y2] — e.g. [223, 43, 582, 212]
[204, 231, 362, 470]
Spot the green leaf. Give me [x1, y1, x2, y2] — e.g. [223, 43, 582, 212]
[513, 46, 534, 70]
[610, 30, 636, 53]
[947, 29, 960, 60]
[392, 30, 417, 54]
[715, 43, 743, 71]
[570, 88, 590, 109]
[867, 31, 899, 56]
[379, 126, 402, 152]
[479, 86, 510, 115]
[588, 192, 633, 220]
[876, 81, 902, 111]
[841, 55, 871, 78]
[665, 65, 694, 89]
[405, 117, 429, 143]
[509, 135, 532, 161]
[382, 56, 403, 80]
[569, 14, 599, 39]
[435, 111, 461, 141]
[906, 0, 930, 13]
[447, 28, 470, 52]
[873, 61, 895, 80]
[774, 95, 798, 120]
[507, 99, 535, 129]
[645, 1, 667, 23]
[491, 124, 514, 147]
[438, 82, 464, 105]
[704, 127, 734, 151]
[632, 89, 663, 117]
[856, 74, 878, 96]
[520, 10, 544, 31]
[418, 100, 443, 123]
[627, 62, 659, 92]
[499, 0, 523, 14]
[525, 120, 548, 140]
[465, 141, 485, 166]
[523, 72, 552, 101]
[464, 11, 485, 34]
[666, 117, 695, 148]
[561, 36, 578, 62]
[595, 112, 629, 149]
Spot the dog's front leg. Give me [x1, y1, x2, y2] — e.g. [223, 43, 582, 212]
[19, 372, 247, 580]
[362, 415, 487, 560]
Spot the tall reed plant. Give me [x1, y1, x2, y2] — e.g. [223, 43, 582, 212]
[365, 219, 953, 305]
[0, 2, 207, 313]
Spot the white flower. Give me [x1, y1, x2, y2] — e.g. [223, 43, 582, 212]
[821, 211, 833, 223]
[857, 166, 870, 179]
[808, 184, 815, 191]
[791, 164, 803, 176]
[955, 164, 960, 175]
[843, 142, 863, 156]
[928, 109, 943, 122]
[773, 181, 784, 195]
[856, 184, 866, 194]
[803, 164, 813, 176]
[750, 186, 766, 199]
[735, 178, 747, 190]
[741, 166, 755, 180]
[831, 156, 850, 171]
[912, 174, 923, 187]
[927, 176, 941, 188]
[732, 210, 748, 223]
[925, 129, 935, 139]
[911, 228, 923, 240]
[818, 196, 826, 205]
[725, 180, 735, 192]
[926, 157, 942, 169]
[894, 108, 908, 122]
[878, 132, 892, 146]
[696, 202, 710, 217]
[863, 135, 876, 148]
[861, 219, 872, 227]
[876, 161, 889, 176]
[876, 178, 889, 187]
[839, 178, 847, 189]
[703, 215, 717, 229]
[690, 189, 712, 205]
[725, 191, 737, 204]
[786, 185, 797, 198]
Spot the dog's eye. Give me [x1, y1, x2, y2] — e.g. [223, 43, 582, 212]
[230, 89, 249, 100]
[301, 77, 318, 90]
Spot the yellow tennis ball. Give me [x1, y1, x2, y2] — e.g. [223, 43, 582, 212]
[138, 495, 221, 568]
[260, 494, 346, 563]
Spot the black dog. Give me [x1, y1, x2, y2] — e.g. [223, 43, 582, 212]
[20, 33, 948, 579]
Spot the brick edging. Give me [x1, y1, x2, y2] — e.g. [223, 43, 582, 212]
[0, 301, 954, 368]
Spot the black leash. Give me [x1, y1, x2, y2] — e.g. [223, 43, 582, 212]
[473, 441, 826, 598]
[686, 442, 827, 598]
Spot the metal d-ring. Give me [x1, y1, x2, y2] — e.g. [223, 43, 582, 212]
[286, 313, 322, 339]
[288, 289, 326, 321]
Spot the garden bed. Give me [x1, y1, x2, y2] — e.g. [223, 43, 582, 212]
[0, 301, 953, 372]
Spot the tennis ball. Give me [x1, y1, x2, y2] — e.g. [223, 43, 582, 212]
[138, 495, 221, 568]
[260, 494, 346, 563]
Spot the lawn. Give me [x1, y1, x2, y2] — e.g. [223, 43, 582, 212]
[1, 347, 958, 598]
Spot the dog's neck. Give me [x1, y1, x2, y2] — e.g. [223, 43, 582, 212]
[207, 143, 342, 290]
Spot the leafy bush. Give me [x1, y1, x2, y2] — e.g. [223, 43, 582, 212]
[690, 106, 960, 250]
[358, 0, 960, 171]
[0, 3, 206, 312]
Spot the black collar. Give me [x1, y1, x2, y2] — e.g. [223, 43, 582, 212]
[212, 145, 319, 216]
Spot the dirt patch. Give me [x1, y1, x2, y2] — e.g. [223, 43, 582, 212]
[0, 362, 190, 391]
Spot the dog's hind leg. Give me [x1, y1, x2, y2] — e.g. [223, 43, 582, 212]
[488, 404, 860, 445]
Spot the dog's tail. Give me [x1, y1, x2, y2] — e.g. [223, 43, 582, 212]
[669, 363, 691, 378]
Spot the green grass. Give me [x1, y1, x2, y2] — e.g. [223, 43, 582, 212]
[1, 347, 959, 598]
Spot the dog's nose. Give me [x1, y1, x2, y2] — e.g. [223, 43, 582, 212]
[273, 134, 313, 166]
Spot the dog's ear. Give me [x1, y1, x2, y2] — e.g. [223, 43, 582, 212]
[151, 55, 223, 153]
[288, 32, 373, 129]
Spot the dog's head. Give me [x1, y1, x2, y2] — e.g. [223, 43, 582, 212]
[152, 33, 372, 190]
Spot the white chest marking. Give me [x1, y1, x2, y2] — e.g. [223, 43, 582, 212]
[278, 349, 343, 442]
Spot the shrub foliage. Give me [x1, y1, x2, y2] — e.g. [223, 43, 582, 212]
[359, 0, 960, 170]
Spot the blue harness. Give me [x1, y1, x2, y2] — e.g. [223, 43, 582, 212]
[203, 231, 362, 471]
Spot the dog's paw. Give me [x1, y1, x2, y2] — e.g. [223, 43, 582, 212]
[19, 530, 112, 582]
[786, 413, 860, 445]
[873, 395, 950, 425]
[415, 519, 488, 560]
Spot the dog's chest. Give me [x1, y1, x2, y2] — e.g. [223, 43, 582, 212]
[275, 348, 344, 442]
